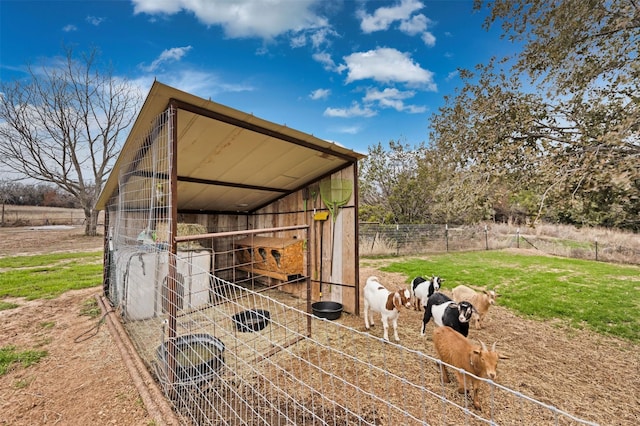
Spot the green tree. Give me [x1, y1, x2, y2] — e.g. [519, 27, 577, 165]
[430, 1, 639, 228]
[0, 47, 141, 235]
[359, 140, 431, 224]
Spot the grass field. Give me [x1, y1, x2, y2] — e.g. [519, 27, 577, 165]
[368, 251, 640, 341]
[2, 248, 638, 342]
[0, 252, 103, 300]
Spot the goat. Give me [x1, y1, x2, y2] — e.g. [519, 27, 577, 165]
[421, 292, 475, 337]
[410, 276, 443, 311]
[363, 276, 412, 342]
[432, 326, 509, 410]
[452, 285, 499, 329]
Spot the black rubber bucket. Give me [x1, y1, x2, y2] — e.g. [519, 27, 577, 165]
[311, 301, 343, 320]
[156, 333, 225, 385]
[232, 309, 271, 332]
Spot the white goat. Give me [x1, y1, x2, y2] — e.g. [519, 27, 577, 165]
[363, 276, 412, 342]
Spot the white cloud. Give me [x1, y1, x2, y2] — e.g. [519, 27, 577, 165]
[86, 16, 106, 26]
[333, 125, 362, 135]
[312, 52, 340, 72]
[290, 25, 337, 50]
[363, 87, 426, 113]
[446, 70, 459, 81]
[62, 24, 77, 32]
[342, 47, 437, 90]
[404, 104, 427, 113]
[358, 0, 424, 33]
[132, 69, 254, 99]
[290, 34, 307, 48]
[132, 0, 329, 40]
[309, 89, 330, 100]
[398, 13, 428, 35]
[324, 102, 377, 118]
[421, 31, 436, 47]
[364, 87, 415, 103]
[142, 46, 193, 72]
[309, 26, 337, 49]
[358, 2, 436, 48]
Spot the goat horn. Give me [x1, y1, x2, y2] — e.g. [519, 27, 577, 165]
[479, 340, 487, 351]
[492, 341, 498, 351]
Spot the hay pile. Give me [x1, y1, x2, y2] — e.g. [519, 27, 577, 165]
[155, 222, 208, 250]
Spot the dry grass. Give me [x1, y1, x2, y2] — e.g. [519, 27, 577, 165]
[493, 222, 639, 250]
[361, 222, 639, 265]
[0, 205, 105, 227]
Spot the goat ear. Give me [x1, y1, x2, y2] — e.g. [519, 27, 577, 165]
[393, 292, 402, 310]
[498, 352, 510, 360]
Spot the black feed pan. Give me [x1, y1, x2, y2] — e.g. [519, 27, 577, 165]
[312, 301, 343, 320]
[232, 309, 271, 332]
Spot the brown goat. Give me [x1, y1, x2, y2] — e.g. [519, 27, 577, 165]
[432, 326, 509, 410]
[452, 285, 499, 329]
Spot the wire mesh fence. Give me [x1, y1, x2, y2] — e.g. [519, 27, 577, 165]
[359, 223, 640, 265]
[98, 106, 605, 424]
[104, 223, 600, 425]
[103, 217, 601, 424]
[117, 257, 598, 426]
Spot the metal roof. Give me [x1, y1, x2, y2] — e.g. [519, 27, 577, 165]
[95, 81, 365, 213]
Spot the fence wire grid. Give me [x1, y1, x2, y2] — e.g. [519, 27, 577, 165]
[115, 251, 598, 426]
[358, 223, 640, 265]
[101, 107, 602, 425]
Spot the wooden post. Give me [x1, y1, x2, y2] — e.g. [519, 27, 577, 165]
[485, 224, 489, 250]
[445, 224, 449, 252]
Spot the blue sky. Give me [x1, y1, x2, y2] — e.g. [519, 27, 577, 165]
[0, 0, 515, 155]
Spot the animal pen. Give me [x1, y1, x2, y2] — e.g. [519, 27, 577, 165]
[95, 82, 598, 425]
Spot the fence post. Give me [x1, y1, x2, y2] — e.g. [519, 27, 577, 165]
[595, 238, 598, 261]
[516, 228, 520, 249]
[445, 223, 449, 252]
[484, 224, 488, 250]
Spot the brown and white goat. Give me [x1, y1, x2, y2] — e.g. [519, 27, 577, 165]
[432, 326, 509, 410]
[452, 285, 499, 329]
[363, 276, 412, 342]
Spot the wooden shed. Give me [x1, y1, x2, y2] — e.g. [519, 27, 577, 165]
[95, 81, 365, 322]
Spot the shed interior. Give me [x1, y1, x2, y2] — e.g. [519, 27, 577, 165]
[96, 81, 365, 319]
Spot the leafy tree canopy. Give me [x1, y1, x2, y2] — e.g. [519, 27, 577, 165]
[427, 0, 639, 229]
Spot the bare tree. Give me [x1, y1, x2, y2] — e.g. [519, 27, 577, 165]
[0, 47, 141, 235]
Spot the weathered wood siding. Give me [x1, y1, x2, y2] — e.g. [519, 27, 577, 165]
[179, 165, 359, 314]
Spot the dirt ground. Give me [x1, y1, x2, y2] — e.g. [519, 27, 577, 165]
[0, 226, 156, 426]
[1, 226, 639, 425]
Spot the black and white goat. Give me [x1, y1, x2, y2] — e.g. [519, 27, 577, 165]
[410, 276, 443, 311]
[421, 292, 476, 337]
[364, 276, 412, 342]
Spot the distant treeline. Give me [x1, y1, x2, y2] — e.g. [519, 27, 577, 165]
[0, 181, 80, 209]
